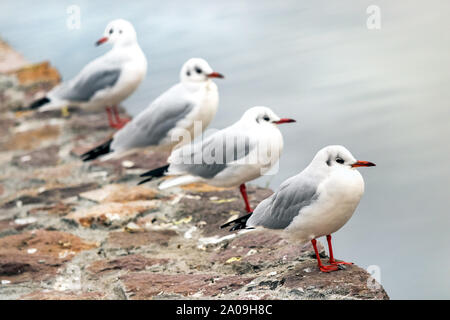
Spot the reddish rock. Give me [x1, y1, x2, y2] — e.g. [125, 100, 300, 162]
[282, 261, 389, 300]
[88, 254, 169, 275]
[11, 145, 60, 168]
[1, 183, 98, 209]
[107, 230, 178, 248]
[180, 186, 273, 237]
[79, 184, 159, 203]
[20, 290, 105, 300]
[66, 200, 158, 228]
[209, 230, 319, 268]
[121, 273, 254, 299]
[0, 230, 97, 283]
[0, 125, 60, 151]
[28, 202, 74, 216]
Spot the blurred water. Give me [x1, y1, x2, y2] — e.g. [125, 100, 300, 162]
[1, 0, 449, 299]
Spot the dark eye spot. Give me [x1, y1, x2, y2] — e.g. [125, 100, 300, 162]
[186, 70, 191, 76]
[119, 30, 123, 34]
[195, 67, 202, 74]
[263, 115, 270, 121]
[336, 157, 344, 164]
[109, 28, 114, 34]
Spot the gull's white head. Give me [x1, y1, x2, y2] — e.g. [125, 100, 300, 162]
[96, 19, 138, 47]
[311, 145, 376, 170]
[240, 106, 296, 127]
[180, 58, 224, 83]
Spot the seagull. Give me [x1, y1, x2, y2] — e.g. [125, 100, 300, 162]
[221, 145, 376, 272]
[28, 19, 147, 129]
[81, 58, 223, 161]
[138, 106, 295, 213]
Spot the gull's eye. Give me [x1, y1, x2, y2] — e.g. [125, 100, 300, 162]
[195, 67, 202, 74]
[119, 30, 123, 34]
[109, 28, 114, 34]
[336, 157, 344, 164]
[263, 115, 270, 121]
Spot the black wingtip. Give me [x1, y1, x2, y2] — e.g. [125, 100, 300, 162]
[28, 97, 50, 110]
[80, 139, 113, 162]
[220, 212, 253, 231]
[139, 164, 169, 178]
[137, 164, 169, 185]
[137, 177, 154, 185]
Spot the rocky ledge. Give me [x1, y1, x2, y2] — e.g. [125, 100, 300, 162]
[0, 39, 388, 300]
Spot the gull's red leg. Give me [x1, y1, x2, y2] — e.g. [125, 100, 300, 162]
[239, 183, 252, 213]
[311, 239, 339, 272]
[105, 106, 117, 128]
[326, 234, 353, 265]
[111, 105, 130, 129]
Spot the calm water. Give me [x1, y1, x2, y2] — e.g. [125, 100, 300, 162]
[1, 0, 449, 299]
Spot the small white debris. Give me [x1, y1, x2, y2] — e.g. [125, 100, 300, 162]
[121, 160, 135, 168]
[184, 194, 201, 200]
[16, 201, 23, 208]
[303, 267, 312, 273]
[267, 271, 277, 276]
[20, 155, 31, 162]
[27, 248, 37, 254]
[197, 234, 236, 249]
[184, 226, 197, 239]
[246, 249, 257, 256]
[209, 196, 219, 201]
[38, 187, 46, 193]
[14, 217, 37, 225]
[1, 280, 11, 285]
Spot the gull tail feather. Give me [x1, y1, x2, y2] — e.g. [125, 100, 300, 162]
[81, 139, 113, 161]
[220, 213, 254, 231]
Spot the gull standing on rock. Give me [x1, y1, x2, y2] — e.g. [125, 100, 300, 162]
[138, 106, 296, 213]
[81, 58, 224, 161]
[221, 145, 376, 272]
[28, 19, 147, 129]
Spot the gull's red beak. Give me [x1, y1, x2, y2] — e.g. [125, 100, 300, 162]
[351, 160, 376, 168]
[273, 118, 296, 124]
[96, 37, 108, 46]
[207, 72, 224, 79]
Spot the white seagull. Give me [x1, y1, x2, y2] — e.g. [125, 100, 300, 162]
[221, 145, 376, 272]
[81, 58, 223, 161]
[138, 106, 296, 213]
[29, 19, 147, 129]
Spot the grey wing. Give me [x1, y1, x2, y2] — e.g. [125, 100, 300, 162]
[169, 129, 254, 179]
[247, 173, 320, 229]
[111, 91, 194, 150]
[55, 69, 121, 102]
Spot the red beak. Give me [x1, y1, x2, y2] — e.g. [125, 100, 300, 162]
[351, 160, 376, 168]
[207, 72, 224, 79]
[96, 37, 108, 46]
[273, 118, 296, 124]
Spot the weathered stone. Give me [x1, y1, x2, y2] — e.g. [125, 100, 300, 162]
[88, 254, 169, 275]
[0, 124, 60, 151]
[0, 230, 96, 283]
[79, 184, 159, 203]
[121, 273, 254, 299]
[179, 186, 273, 237]
[107, 230, 177, 248]
[0, 39, 28, 73]
[11, 145, 60, 168]
[1, 183, 98, 209]
[66, 200, 159, 228]
[20, 290, 105, 300]
[282, 262, 390, 300]
[28, 202, 74, 216]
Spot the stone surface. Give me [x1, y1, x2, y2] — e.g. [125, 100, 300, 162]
[0, 40, 388, 300]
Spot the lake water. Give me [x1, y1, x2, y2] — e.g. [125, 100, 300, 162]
[1, 0, 449, 299]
